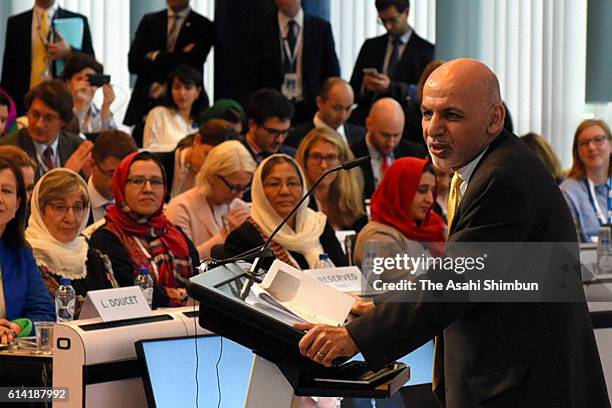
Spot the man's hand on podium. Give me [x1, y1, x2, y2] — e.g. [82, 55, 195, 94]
[295, 323, 359, 367]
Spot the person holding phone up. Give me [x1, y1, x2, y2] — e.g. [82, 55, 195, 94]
[348, 0, 434, 127]
[62, 53, 117, 135]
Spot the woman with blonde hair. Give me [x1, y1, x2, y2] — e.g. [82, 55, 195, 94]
[561, 119, 612, 242]
[295, 128, 367, 231]
[166, 140, 256, 258]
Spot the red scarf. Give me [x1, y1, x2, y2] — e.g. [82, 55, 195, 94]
[104, 152, 191, 282]
[371, 157, 446, 256]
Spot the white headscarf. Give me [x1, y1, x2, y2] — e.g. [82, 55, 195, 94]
[251, 154, 327, 268]
[26, 168, 90, 280]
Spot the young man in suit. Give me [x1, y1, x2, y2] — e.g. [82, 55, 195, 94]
[349, 0, 434, 127]
[87, 130, 137, 224]
[350, 97, 426, 199]
[286, 77, 365, 149]
[297, 59, 609, 407]
[242, 88, 296, 165]
[0, 80, 92, 181]
[1, 0, 95, 115]
[124, 0, 214, 137]
[244, 0, 340, 124]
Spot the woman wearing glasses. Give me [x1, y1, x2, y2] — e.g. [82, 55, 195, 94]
[224, 154, 347, 270]
[26, 169, 116, 316]
[89, 152, 198, 308]
[295, 128, 367, 232]
[166, 141, 255, 259]
[561, 119, 612, 243]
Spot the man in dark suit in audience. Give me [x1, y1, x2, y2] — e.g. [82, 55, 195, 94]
[350, 97, 426, 199]
[349, 0, 434, 126]
[286, 77, 365, 149]
[87, 130, 137, 225]
[297, 59, 609, 408]
[123, 0, 214, 136]
[1, 0, 95, 115]
[0, 80, 92, 181]
[241, 89, 296, 166]
[245, 0, 340, 124]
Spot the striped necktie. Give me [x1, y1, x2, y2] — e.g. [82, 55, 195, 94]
[167, 15, 181, 52]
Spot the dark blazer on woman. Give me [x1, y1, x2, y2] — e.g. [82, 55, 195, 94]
[1, 7, 95, 115]
[346, 130, 609, 407]
[0, 239, 55, 322]
[224, 220, 347, 270]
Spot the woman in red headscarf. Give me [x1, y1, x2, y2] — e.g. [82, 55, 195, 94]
[89, 151, 199, 308]
[354, 157, 446, 279]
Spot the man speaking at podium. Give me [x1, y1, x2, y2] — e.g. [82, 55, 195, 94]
[297, 59, 609, 407]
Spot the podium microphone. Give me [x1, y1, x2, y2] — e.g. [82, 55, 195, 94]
[238, 156, 370, 299]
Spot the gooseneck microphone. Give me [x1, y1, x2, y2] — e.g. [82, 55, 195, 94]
[237, 155, 371, 299]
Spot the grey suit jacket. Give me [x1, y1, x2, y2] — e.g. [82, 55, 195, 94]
[0, 128, 84, 180]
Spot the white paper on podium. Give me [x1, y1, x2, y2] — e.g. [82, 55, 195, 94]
[258, 260, 354, 326]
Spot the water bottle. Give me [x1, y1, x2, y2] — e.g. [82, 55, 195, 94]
[597, 226, 612, 274]
[55, 278, 76, 322]
[314, 253, 334, 269]
[135, 267, 154, 308]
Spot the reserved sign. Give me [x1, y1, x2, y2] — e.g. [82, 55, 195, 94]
[305, 266, 364, 293]
[80, 287, 152, 322]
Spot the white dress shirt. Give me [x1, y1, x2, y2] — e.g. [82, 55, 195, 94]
[312, 113, 349, 146]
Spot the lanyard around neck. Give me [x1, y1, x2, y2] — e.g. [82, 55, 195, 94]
[587, 177, 612, 225]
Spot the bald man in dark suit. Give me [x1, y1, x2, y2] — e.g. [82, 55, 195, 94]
[296, 59, 609, 408]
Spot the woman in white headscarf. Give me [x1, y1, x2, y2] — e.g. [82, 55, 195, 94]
[26, 169, 116, 314]
[223, 154, 347, 270]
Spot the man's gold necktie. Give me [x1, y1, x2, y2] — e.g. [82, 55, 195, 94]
[31, 9, 49, 88]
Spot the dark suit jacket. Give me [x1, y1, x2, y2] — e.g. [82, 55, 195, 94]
[1, 7, 95, 115]
[349, 31, 434, 126]
[285, 120, 366, 149]
[123, 9, 214, 126]
[347, 131, 609, 407]
[350, 136, 427, 199]
[223, 220, 347, 270]
[239, 137, 297, 165]
[244, 12, 340, 117]
[0, 128, 84, 180]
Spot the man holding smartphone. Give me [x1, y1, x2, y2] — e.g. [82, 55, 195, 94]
[349, 0, 434, 128]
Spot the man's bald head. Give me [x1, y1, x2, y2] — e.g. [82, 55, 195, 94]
[427, 58, 502, 107]
[366, 98, 405, 155]
[421, 58, 506, 170]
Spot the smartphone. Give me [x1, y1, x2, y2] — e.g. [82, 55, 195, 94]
[87, 74, 111, 87]
[362, 68, 379, 77]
